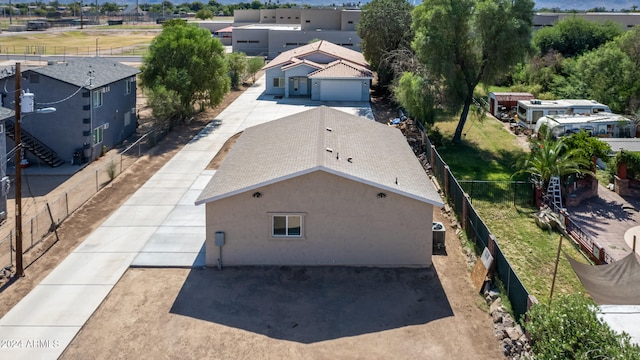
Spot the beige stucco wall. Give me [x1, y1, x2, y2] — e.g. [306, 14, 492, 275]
[301, 9, 342, 31]
[204, 171, 434, 267]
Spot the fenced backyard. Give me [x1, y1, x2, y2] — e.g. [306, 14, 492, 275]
[0, 128, 167, 272]
[424, 133, 534, 320]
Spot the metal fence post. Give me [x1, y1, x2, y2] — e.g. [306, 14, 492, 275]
[30, 218, 34, 248]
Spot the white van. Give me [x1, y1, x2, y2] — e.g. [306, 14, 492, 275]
[517, 99, 611, 128]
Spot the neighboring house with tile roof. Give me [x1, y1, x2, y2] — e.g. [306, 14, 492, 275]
[262, 40, 372, 102]
[1, 57, 139, 165]
[195, 106, 443, 267]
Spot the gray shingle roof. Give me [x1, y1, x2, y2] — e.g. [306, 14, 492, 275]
[28, 57, 140, 89]
[195, 106, 443, 207]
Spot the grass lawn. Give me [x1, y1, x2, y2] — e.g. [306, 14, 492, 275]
[433, 112, 525, 180]
[0, 30, 156, 55]
[434, 113, 586, 300]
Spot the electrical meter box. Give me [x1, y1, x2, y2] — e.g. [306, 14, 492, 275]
[214, 231, 225, 246]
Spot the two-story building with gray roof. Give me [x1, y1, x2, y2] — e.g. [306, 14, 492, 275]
[1, 57, 140, 166]
[195, 106, 443, 267]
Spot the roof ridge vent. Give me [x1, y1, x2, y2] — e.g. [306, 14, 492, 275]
[326, 148, 333, 153]
[326, 127, 332, 131]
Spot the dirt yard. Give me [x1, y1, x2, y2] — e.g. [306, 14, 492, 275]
[2, 83, 504, 358]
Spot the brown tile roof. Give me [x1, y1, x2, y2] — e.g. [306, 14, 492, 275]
[195, 106, 443, 207]
[281, 58, 325, 71]
[262, 40, 369, 71]
[308, 59, 373, 79]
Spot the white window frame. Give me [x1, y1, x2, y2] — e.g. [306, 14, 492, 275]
[93, 126, 104, 145]
[273, 77, 285, 88]
[93, 90, 103, 108]
[271, 214, 303, 238]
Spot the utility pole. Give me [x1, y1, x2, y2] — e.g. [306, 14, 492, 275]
[14, 63, 23, 278]
[8, 0, 12, 25]
[80, 0, 84, 29]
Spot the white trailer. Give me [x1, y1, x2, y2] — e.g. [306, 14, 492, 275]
[534, 113, 634, 139]
[517, 99, 611, 128]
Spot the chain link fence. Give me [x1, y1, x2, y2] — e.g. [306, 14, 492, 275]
[0, 128, 166, 271]
[423, 133, 533, 320]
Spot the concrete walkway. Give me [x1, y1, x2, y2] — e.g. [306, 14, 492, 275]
[0, 76, 372, 359]
[567, 183, 640, 261]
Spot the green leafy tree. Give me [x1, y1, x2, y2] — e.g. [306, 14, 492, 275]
[615, 27, 640, 112]
[247, 56, 265, 82]
[100, 2, 120, 14]
[357, 0, 414, 87]
[196, 8, 214, 20]
[553, 44, 636, 114]
[140, 20, 230, 120]
[412, 0, 534, 143]
[563, 130, 611, 164]
[514, 127, 592, 189]
[227, 52, 248, 89]
[147, 86, 183, 129]
[190, 1, 205, 11]
[393, 72, 439, 126]
[525, 294, 640, 359]
[533, 16, 623, 58]
[574, 44, 635, 114]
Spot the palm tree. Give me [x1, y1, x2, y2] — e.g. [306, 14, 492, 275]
[514, 127, 593, 191]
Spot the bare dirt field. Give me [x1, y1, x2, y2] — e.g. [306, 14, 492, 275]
[2, 82, 503, 358]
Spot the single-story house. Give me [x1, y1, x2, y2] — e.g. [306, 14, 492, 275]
[262, 40, 372, 102]
[195, 106, 444, 267]
[1, 57, 140, 165]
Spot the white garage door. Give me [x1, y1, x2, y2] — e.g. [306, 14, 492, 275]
[320, 80, 363, 101]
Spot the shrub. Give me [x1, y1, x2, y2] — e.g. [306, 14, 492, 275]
[525, 294, 640, 359]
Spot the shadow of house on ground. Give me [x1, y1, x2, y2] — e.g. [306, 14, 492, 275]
[170, 266, 453, 344]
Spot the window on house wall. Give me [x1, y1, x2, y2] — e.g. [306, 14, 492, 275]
[125, 80, 131, 95]
[273, 77, 285, 88]
[272, 215, 302, 237]
[93, 91, 103, 108]
[93, 126, 104, 144]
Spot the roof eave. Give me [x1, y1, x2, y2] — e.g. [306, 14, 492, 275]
[195, 167, 443, 208]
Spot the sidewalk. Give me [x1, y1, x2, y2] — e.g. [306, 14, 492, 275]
[0, 76, 372, 359]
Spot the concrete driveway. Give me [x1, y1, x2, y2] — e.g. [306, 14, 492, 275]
[0, 76, 372, 360]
